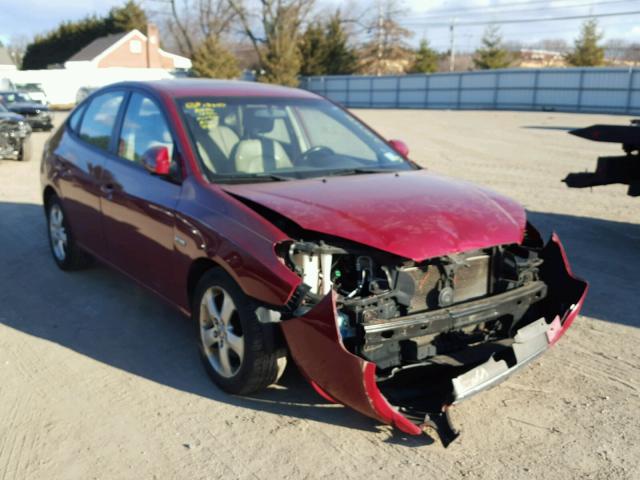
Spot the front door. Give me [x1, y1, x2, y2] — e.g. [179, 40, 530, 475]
[100, 91, 182, 301]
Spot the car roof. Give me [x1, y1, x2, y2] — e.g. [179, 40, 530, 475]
[106, 79, 321, 100]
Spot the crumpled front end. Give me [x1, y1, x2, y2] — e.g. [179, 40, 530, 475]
[280, 232, 587, 446]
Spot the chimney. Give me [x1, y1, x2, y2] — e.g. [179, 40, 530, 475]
[145, 23, 161, 68]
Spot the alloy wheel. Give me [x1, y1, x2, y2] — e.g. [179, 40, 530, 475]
[199, 286, 245, 378]
[48, 204, 68, 262]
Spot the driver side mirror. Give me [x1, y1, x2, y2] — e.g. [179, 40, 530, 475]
[388, 139, 409, 158]
[141, 146, 171, 176]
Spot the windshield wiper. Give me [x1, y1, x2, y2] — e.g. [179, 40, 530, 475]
[323, 167, 400, 177]
[210, 172, 293, 184]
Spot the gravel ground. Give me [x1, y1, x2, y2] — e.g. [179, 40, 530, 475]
[0, 109, 638, 480]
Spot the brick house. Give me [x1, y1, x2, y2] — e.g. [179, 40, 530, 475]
[64, 24, 191, 70]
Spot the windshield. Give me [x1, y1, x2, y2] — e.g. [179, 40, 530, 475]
[17, 84, 41, 92]
[179, 97, 416, 183]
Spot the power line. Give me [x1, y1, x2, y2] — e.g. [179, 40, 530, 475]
[400, 0, 638, 21]
[402, 0, 640, 18]
[400, 9, 640, 28]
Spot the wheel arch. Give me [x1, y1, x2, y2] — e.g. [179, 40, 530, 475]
[42, 185, 58, 212]
[187, 256, 287, 358]
[186, 257, 226, 309]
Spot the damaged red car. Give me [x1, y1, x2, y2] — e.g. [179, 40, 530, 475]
[41, 80, 587, 445]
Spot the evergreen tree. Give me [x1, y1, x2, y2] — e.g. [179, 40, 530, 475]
[299, 11, 357, 76]
[23, 16, 113, 69]
[191, 36, 240, 79]
[566, 19, 605, 66]
[22, 1, 148, 69]
[299, 22, 327, 76]
[109, 1, 148, 34]
[323, 11, 357, 75]
[473, 26, 511, 70]
[408, 39, 438, 73]
[260, 4, 303, 86]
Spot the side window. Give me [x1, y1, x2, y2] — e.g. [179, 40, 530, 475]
[118, 92, 174, 165]
[68, 103, 86, 133]
[78, 91, 125, 151]
[296, 106, 376, 162]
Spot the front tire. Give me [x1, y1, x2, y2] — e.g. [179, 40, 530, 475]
[46, 195, 92, 270]
[194, 269, 286, 395]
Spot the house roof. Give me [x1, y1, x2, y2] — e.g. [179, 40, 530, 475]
[0, 46, 15, 66]
[67, 31, 130, 62]
[64, 29, 190, 68]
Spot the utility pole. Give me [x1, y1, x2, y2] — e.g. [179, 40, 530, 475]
[449, 18, 456, 72]
[376, 1, 384, 76]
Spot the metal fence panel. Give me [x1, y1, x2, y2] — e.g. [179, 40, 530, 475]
[399, 76, 427, 89]
[582, 70, 629, 89]
[301, 68, 640, 114]
[499, 72, 536, 88]
[581, 90, 628, 108]
[536, 89, 580, 108]
[497, 89, 534, 106]
[429, 74, 460, 89]
[460, 89, 494, 105]
[461, 73, 496, 88]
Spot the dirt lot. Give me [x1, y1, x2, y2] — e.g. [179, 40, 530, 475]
[1, 109, 639, 480]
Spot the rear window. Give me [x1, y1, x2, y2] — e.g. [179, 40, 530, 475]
[78, 91, 125, 151]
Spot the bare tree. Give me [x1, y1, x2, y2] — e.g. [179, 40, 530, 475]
[604, 39, 640, 65]
[165, 0, 239, 57]
[6, 35, 30, 69]
[357, 0, 413, 75]
[227, 0, 314, 86]
[628, 43, 640, 66]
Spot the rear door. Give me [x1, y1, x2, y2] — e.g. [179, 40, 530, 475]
[54, 90, 125, 258]
[100, 91, 183, 301]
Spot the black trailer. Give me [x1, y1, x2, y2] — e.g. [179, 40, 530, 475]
[564, 120, 640, 197]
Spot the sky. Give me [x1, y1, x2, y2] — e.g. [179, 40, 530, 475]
[1, 0, 640, 52]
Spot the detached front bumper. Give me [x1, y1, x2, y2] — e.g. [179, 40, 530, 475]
[280, 233, 588, 446]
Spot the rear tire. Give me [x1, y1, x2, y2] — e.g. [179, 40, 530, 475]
[193, 269, 286, 395]
[46, 195, 92, 270]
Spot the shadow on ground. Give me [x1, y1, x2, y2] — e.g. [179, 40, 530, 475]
[0, 201, 638, 442]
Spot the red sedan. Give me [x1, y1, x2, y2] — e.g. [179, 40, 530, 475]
[41, 80, 587, 445]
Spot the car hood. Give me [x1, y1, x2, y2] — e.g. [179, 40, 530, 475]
[222, 170, 526, 261]
[0, 111, 25, 123]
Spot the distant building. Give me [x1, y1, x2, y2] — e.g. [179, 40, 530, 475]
[64, 24, 191, 70]
[517, 49, 566, 68]
[0, 46, 17, 71]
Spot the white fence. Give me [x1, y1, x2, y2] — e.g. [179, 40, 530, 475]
[301, 68, 640, 115]
[1, 68, 177, 105]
